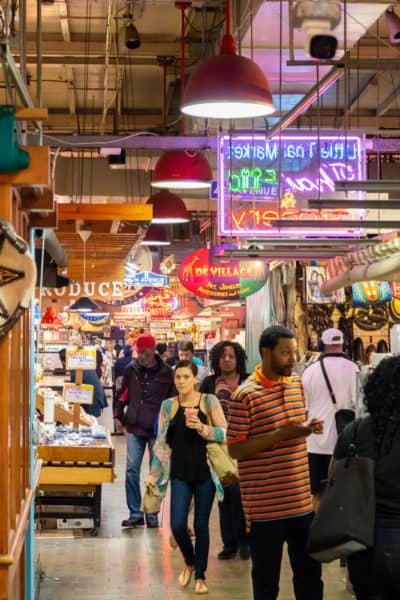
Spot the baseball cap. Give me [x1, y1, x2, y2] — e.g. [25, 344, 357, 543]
[135, 333, 156, 351]
[321, 328, 344, 345]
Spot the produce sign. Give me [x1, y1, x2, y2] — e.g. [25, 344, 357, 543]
[178, 246, 268, 300]
[65, 348, 96, 370]
[218, 134, 365, 237]
[64, 383, 94, 405]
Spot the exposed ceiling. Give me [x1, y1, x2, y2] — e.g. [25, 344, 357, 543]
[1, 0, 400, 273]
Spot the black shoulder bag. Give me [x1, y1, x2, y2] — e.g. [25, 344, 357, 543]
[307, 419, 375, 562]
[319, 355, 355, 435]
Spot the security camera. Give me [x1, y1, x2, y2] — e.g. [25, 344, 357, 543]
[293, 0, 341, 60]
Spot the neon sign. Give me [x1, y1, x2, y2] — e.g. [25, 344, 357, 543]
[218, 134, 365, 237]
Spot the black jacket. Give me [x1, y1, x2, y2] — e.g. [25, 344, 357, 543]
[114, 353, 176, 438]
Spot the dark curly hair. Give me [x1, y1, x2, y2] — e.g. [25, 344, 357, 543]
[208, 341, 247, 377]
[363, 356, 400, 458]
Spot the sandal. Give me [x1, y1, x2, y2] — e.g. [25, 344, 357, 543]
[177, 565, 194, 588]
[195, 579, 208, 594]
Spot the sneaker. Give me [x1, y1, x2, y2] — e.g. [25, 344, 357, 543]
[146, 519, 159, 528]
[238, 542, 250, 560]
[217, 548, 237, 560]
[121, 516, 145, 528]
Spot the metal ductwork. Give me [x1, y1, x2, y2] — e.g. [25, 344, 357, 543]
[36, 229, 67, 268]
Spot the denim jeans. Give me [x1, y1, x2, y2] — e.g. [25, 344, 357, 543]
[170, 477, 215, 580]
[348, 526, 400, 599]
[249, 513, 323, 600]
[126, 433, 156, 520]
[218, 482, 247, 551]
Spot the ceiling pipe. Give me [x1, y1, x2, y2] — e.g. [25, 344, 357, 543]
[39, 230, 68, 268]
[266, 68, 343, 139]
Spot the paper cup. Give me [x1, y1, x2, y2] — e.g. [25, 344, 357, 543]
[185, 407, 199, 426]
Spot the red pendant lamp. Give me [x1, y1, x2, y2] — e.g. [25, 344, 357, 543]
[146, 190, 189, 223]
[141, 224, 171, 246]
[181, 0, 275, 119]
[151, 2, 212, 190]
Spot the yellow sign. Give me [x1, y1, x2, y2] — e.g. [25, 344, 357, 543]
[65, 348, 96, 370]
[64, 383, 94, 405]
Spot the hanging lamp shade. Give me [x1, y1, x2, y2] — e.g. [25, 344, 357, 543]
[141, 224, 171, 246]
[68, 296, 101, 312]
[146, 190, 189, 223]
[152, 150, 212, 189]
[181, 34, 275, 120]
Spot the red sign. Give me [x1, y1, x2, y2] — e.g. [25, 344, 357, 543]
[142, 289, 177, 318]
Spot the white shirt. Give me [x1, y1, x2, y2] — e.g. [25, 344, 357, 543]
[302, 354, 360, 455]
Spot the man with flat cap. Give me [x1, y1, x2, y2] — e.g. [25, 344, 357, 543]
[302, 328, 359, 509]
[114, 333, 176, 528]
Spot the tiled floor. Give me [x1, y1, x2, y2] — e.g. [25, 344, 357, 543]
[38, 406, 354, 599]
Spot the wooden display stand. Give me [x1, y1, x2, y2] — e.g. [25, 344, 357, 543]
[35, 391, 92, 427]
[36, 434, 115, 536]
[36, 348, 114, 535]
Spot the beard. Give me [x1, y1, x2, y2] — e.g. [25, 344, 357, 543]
[271, 360, 293, 377]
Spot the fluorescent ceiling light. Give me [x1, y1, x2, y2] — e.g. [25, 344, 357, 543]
[335, 180, 400, 192]
[222, 249, 347, 259]
[274, 220, 400, 230]
[308, 199, 400, 209]
[244, 238, 372, 246]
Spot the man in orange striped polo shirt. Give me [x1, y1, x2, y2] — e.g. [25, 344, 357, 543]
[227, 325, 324, 600]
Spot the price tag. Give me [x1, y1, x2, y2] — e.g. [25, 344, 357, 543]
[63, 383, 94, 405]
[65, 348, 96, 370]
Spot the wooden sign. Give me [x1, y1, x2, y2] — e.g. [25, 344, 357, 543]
[66, 347, 96, 370]
[64, 383, 94, 405]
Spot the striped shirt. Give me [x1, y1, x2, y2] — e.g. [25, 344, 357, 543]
[227, 365, 312, 530]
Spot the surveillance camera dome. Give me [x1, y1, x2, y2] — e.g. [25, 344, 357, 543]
[294, 0, 340, 60]
[302, 20, 338, 59]
[308, 33, 338, 60]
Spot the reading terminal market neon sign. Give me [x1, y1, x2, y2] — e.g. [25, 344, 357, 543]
[217, 135, 365, 237]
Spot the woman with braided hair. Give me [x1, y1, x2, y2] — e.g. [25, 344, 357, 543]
[200, 341, 250, 560]
[333, 356, 400, 599]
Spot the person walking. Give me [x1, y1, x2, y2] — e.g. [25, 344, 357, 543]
[334, 356, 400, 599]
[302, 328, 359, 509]
[200, 340, 250, 560]
[227, 325, 324, 600]
[114, 333, 175, 529]
[146, 360, 227, 595]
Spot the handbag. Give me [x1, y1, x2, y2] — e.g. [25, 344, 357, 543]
[319, 356, 355, 434]
[206, 441, 239, 487]
[203, 395, 239, 488]
[141, 482, 162, 514]
[307, 420, 375, 562]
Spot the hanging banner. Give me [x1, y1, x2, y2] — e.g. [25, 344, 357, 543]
[178, 246, 268, 300]
[127, 271, 169, 287]
[218, 134, 365, 237]
[141, 289, 178, 318]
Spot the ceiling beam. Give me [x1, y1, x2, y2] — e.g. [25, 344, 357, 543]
[346, 74, 377, 115]
[21, 40, 188, 60]
[58, 0, 71, 43]
[63, 66, 76, 115]
[58, 203, 153, 221]
[377, 81, 400, 117]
